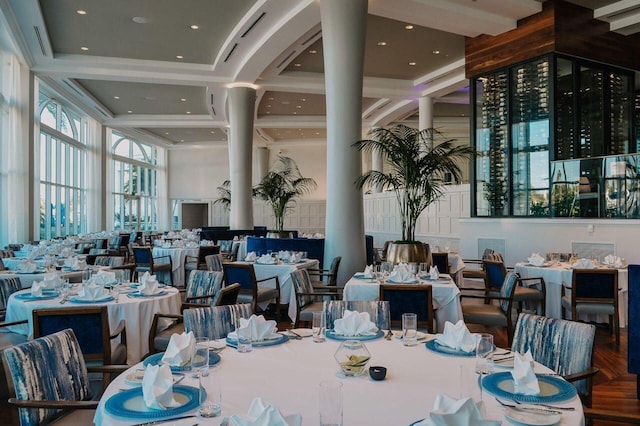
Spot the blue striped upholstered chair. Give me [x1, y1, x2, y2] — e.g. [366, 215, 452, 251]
[0, 277, 22, 321]
[2, 329, 99, 425]
[290, 269, 340, 328]
[511, 313, 599, 407]
[183, 304, 253, 340]
[205, 253, 224, 272]
[322, 300, 390, 331]
[183, 270, 224, 307]
[93, 255, 125, 267]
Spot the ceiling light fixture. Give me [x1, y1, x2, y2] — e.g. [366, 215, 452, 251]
[309, 49, 317, 54]
[81, 46, 89, 51]
[300, 98, 306, 102]
[268, 97, 274, 100]
[132, 16, 150, 24]
[266, 105, 271, 108]
[408, 61, 416, 66]
[190, 24, 199, 30]
[113, 96, 120, 100]
[405, 24, 414, 30]
[293, 63, 302, 67]
[176, 55, 183, 59]
[377, 41, 387, 46]
[432, 50, 440, 54]
[180, 98, 187, 102]
[165, 132, 170, 135]
[77, 10, 87, 15]
[127, 110, 133, 113]
[296, 105, 302, 109]
[186, 111, 191, 114]
[180, 139, 184, 142]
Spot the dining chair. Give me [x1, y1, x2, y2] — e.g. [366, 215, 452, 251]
[431, 252, 449, 274]
[307, 256, 341, 291]
[511, 313, 599, 407]
[205, 253, 225, 272]
[184, 245, 220, 281]
[483, 259, 546, 316]
[214, 283, 241, 306]
[290, 269, 340, 328]
[0, 277, 23, 321]
[110, 263, 136, 282]
[561, 268, 619, 346]
[183, 303, 253, 340]
[93, 255, 125, 267]
[222, 263, 280, 317]
[379, 284, 434, 333]
[0, 318, 28, 400]
[32, 306, 127, 366]
[460, 271, 518, 345]
[2, 328, 128, 426]
[322, 300, 390, 331]
[181, 270, 224, 307]
[131, 246, 173, 286]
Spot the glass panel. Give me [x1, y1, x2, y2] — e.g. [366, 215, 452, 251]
[609, 72, 630, 155]
[39, 184, 47, 239]
[603, 156, 639, 218]
[40, 134, 47, 179]
[132, 142, 145, 162]
[60, 110, 73, 138]
[40, 102, 56, 128]
[50, 140, 57, 183]
[579, 65, 605, 157]
[114, 139, 130, 157]
[555, 58, 575, 160]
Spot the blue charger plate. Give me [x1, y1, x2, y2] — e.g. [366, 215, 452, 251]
[325, 329, 384, 341]
[14, 291, 58, 301]
[226, 333, 289, 347]
[143, 351, 220, 372]
[425, 339, 476, 357]
[353, 273, 376, 280]
[69, 295, 115, 303]
[127, 290, 168, 298]
[105, 385, 200, 420]
[482, 371, 577, 403]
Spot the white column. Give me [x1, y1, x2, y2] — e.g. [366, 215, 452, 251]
[228, 85, 256, 230]
[256, 147, 269, 183]
[371, 148, 384, 193]
[321, 0, 368, 283]
[419, 96, 434, 147]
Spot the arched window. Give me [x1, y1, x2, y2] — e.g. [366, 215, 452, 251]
[111, 133, 158, 232]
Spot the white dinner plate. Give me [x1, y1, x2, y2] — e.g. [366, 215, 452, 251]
[393, 331, 429, 340]
[287, 328, 313, 338]
[504, 407, 561, 425]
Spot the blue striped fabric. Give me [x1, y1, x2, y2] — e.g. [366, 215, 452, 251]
[323, 301, 390, 330]
[500, 272, 518, 312]
[0, 277, 22, 311]
[94, 255, 125, 267]
[205, 254, 224, 272]
[183, 304, 253, 339]
[290, 269, 315, 307]
[186, 270, 223, 306]
[511, 313, 596, 398]
[3, 329, 91, 426]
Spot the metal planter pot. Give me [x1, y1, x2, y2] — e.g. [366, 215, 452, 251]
[386, 242, 432, 266]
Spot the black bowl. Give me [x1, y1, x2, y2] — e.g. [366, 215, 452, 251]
[369, 366, 387, 381]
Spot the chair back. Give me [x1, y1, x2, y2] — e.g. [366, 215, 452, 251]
[94, 255, 125, 267]
[32, 306, 113, 364]
[0, 277, 22, 311]
[108, 236, 122, 250]
[205, 254, 224, 272]
[0, 260, 5, 272]
[483, 259, 507, 289]
[93, 238, 107, 249]
[572, 268, 618, 302]
[431, 253, 449, 274]
[379, 284, 434, 333]
[0, 249, 14, 259]
[327, 256, 342, 287]
[132, 246, 153, 267]
[111, 267, 133, 283]
[322, 300, 390, 330]
[2, 329, 91, 426]
[214, 283, 241, 306]
[198, 246, 220, 265]
[512, 313, 596, 404]
[183, 304, 253, 340]
[291, 269, 315, 308]
[186, 270, 223, 305]
[222, 263, 257, 295]
[499, 271, 518, 313]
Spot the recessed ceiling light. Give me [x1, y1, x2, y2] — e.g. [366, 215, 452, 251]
[266, 105, 271, 108]
[190, 24, 199, 30]
[292, 111, 297, 115]
[127, 110, 133, 113]
[180, 139, 184, 142]
[210, 131, 215, 134]
[315, 132, 320, 135]
[144, 96, 156, 101]
[77, 10, 87, 15]
[268, 97, 274, 101]
[300, 98, 306, 102]
[113, 96, 120, 100]
[432, 50, 440, 55]
[377, 41, 387, 46]
[408, 61, 417, 66]
[293, 63, 302, 67]
[180, 98, 187, 102]
[176, 55, 183, 59]
[81, 47, 89, 51]
[265, 111, 270, 114]
[186, 111, 191, 114]
[309, 49, 317, 54]
[405, 24, 414, 30]
[165, 132, 170, 135]
[132, 16, 150, 24]
[281, 101, 290, 105]
[296, 105, 302, 109]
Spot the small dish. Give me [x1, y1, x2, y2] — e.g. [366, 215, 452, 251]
[369, 366, 387, 381]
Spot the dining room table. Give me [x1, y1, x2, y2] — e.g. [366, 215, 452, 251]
[0, 267, 90, 288]
[514, 261, 629, 327]
[152, 245, 200, 287]
[233, 258, 319, 322]
[342, 273, 463, 332]
[93, 330, 585, 425]
[4, 283, 182, 363]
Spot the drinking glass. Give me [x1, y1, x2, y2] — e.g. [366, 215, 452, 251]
[199, 367, 222, 417]
[312, 311, 326, 343]
[237, 332, 252, 353]
[419, 262, 429, 276]
[402, 313, 418, 347]
[380, 261, 392, 280]
[191, 338, 210, 378]
[319, 381, 343, 426]
[475, 333, 494, 374]
[408, 262, 418, 275]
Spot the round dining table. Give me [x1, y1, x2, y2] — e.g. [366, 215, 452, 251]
[94, 333, 584, 425]
[4, 285, 182, 363]
[152, 246, 199, 287]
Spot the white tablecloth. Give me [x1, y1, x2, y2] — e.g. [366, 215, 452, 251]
[2, 257, 47, 270]
[94, 335, 584, 426]
[4, 286, 182, 363]
[0, 269, 87, 288]
[343, 274, 463, 332]
[514, 262, 628, 327]
[152, 246, 199, 287]
[235, 259, 319, 322]
[444, 252, 465, 285]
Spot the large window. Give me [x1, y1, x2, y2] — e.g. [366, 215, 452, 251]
[111, 133, 158, 232]
[38, 91, 88, 239]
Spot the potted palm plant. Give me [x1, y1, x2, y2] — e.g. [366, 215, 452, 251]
[213, 180, 232, 212]
[354, 124, 474, 263]
[254, 156, 317, 238]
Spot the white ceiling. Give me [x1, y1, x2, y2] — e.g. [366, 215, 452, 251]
[0, 0, 637, 147]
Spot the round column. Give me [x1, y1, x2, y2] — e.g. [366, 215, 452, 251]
[256, 147, 269, 183]
[419, 96, 434, 147]
[321, 0, 368, 283]
[371, 147, 384, 194]
[228, 85, 256, 230]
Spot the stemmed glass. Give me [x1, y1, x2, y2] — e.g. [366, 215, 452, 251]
[475, 333, 494, 401]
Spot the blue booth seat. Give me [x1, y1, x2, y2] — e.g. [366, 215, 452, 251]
[246, 237, 325, 268]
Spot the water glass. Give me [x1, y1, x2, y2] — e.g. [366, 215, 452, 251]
[312, 311, 326, 343]
[402, 313, 418, 347]
[475, 333, 494, 374]
[408, 262, 418, 275]
[419, 262, 429, 276]
[191, 338, 210, 378]
[237, 332, 253, 353]
[199, 367, 222, 417]
[319, 381, 343, 426]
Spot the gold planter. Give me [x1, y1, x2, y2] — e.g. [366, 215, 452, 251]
[266, 231, 294, 239]
[386, 242, 432, 266]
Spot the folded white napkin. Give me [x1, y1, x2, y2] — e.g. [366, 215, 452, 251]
[18, 260, 37, 273]
[388, 263, 416, 283]
[277, 251, 292, 262]
[245, 251, 258, 262]
[227, 397, 302, 426]
[139, 275, 160, 295]
[42, 272, 61, 289]
[527, 252, 545, 266]
[31, 281, 46, 297]
[161, 331, 196, 366]
[435, 321, 476, 353]
[60, 247, 74, 258]
[78, 282, 106, 301]
[413, 394, 500, 426]
[142, 364, 180, 410]
[603, 254, 623, 268]
[511, 351, 540, 395]
[429, 265, 440, 280]
[161, 241, 172, 248]
[228, 315, 278, 342]
[256, 254, 275, 264]
[333, 309, 378, 336]
[572, 258, 596, 269]
[363, 265, 374, 278]
[88, 270, 116, 286]
[64, 257, 78, 269]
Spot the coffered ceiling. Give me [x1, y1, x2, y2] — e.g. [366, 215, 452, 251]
[1, 0, 637, 147]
